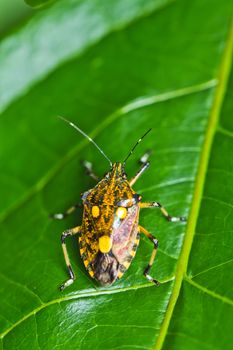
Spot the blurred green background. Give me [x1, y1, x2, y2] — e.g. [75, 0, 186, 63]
[0, 0, 33, 38]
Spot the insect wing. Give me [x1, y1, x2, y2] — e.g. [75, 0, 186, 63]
[112, 204, 140, 267]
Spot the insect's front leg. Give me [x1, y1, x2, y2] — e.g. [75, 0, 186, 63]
[60, 226, 81, 291]
[82, 160, 99, 181]
[139, 225, 160, 286]
[50, 203, 81, 220]
[129, 151, 151, 186]
[140, 202, 186, 222]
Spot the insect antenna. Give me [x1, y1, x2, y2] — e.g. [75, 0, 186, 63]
[123, 128, 152, 165]
[58, 116, 112, 167]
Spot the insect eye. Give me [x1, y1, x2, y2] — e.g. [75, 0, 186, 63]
[116, 207, 127, 219]
[92, 205, 100, 218]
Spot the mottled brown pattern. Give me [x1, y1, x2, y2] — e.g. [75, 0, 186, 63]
[79, 163, 141, 285]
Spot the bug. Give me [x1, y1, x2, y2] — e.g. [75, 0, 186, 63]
[51, 117, 186, 290]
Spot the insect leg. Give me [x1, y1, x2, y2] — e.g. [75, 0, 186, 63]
[140, 202, 186, 222]
[139, 150, 152, 165]
[82, 160, 99, 181]
[60, 226, 81, 291]
[50, 203, 81, 220]
[129, 151, 151, 186]
[139, 225, 160, 286]
[129, 162, 150, 186]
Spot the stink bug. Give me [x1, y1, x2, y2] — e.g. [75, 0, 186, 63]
[51, 117, 186, 290]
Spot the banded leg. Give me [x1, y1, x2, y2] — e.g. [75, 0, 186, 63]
[50, 203, 81, 220]
[82, 160, 99, 181]
[140, 202, 186, 222]
[139, 225, 160, 286]
[129, 151, 152, 186]
[60, 226, 81, 291]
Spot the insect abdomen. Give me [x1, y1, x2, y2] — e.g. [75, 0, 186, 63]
[93, 252, 119, 285]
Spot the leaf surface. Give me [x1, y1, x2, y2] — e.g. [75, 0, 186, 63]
[162, 25, 233, 350]
[24, 0, 56, 8]
[0, 1, 232, 349]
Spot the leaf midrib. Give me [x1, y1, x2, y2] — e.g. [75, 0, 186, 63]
[0, 80, 216, 224]
[153, 18, 233, 350]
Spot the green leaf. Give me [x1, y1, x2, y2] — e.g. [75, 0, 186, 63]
[24, 0, 57, 9]
[0, 0, 232, 349]
[161, 27, 233, 350]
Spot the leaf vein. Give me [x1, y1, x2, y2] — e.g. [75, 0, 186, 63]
[184, 277, 233, 306]
[0, 272, 43, 305]
[203, 195, 233, 209]
[217, 125, 233, 138]
[0, 279, 174, 339]
[189, 258, 233, 279]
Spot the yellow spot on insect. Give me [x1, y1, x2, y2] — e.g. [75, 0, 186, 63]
[99, 235, 112, 253]
[117, 271, 124, 279]
[130, 250, 136, 257]
[92, 205, 100, 218]
[79, 248, 85, 255]
[116, 207, 127, 219]
[123, 261, 131, 269]
[89, 270, 94, 277]
[83, 259, 89, 267]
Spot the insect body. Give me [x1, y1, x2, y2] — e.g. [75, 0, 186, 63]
[80, 163, 141, 286]
[52, 117, 186, 290]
